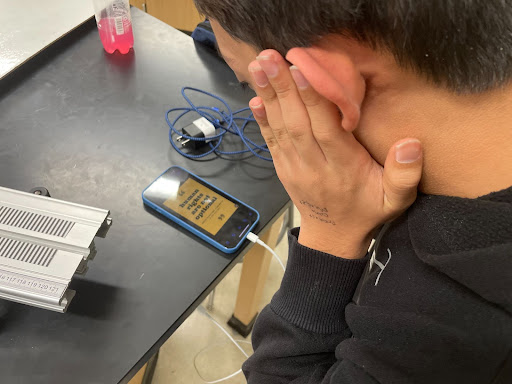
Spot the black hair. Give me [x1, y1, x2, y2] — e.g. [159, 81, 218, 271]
[194, 0, 512, 93]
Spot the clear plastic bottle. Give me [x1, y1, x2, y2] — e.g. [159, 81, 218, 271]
[93, 0, 134, 54]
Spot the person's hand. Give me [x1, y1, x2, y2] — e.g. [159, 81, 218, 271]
[248, 50, 423, 259]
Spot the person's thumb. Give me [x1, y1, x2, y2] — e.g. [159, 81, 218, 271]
[382, 138, 423, 216]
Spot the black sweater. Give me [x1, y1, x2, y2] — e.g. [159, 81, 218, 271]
[243, 187, 512, 383]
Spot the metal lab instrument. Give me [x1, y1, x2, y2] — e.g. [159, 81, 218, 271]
[0, 186, 111, 312]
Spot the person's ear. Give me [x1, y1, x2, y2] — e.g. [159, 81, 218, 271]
[286, 47, 366, 132]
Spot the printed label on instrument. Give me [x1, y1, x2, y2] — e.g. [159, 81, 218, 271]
[0, 269, 65, 298]
[163, 178, 238, 236]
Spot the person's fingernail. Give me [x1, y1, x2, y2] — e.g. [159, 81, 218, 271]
[257, 55, 279, 77]
[250, 101, 265, 118]
[290, 66, 309, 89]
[249, 63, 269, 88]
[395, 139, 422, 163]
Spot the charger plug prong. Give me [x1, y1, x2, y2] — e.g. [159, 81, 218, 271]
[178, 118, 215, 150]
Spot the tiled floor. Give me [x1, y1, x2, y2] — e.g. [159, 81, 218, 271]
[151, 207, 300, 384]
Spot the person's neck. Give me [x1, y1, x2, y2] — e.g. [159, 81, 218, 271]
[314, 36, 512, 198]
[375, 79, 512, 198]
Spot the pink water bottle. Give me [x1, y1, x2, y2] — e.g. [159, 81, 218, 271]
[93, 0, 134, 54]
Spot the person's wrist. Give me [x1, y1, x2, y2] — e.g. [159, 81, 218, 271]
[298, 225, 371, 259]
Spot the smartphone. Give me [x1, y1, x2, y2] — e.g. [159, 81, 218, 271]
[142, 166, 260, 253]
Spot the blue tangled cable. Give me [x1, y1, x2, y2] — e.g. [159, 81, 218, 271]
[165, 87, 272, 161]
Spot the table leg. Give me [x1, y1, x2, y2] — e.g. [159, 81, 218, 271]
[127, 363, 147, 384]
[228, 216, 284, 337]
[126, 351, 159, 384]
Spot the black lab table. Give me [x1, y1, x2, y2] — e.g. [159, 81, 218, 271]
[0, 9, 290, 384]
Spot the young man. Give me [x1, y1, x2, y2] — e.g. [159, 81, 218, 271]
[194, 1, 512, 383]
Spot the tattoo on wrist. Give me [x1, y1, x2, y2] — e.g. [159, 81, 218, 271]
[308, 214, 336, 225]
[300, 200, 336, 226]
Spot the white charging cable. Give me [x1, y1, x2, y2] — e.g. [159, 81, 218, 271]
[193, 232, 285, 383]
[195, 306, 249, 383]
[247, 232, 286, 272]
[197, 306, 249, 359]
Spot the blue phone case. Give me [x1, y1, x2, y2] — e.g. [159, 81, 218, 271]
[142, 166, 260, 253]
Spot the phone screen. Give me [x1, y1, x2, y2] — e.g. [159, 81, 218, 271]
[143, 167, 259, 249]
[162, 178, 238, 236]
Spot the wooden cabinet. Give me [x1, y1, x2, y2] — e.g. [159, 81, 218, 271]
[130, 0, 203, 32]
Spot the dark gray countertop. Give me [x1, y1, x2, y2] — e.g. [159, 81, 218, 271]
[0, 9, 289, 384]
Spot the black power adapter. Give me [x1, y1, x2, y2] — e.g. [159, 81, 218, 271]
[177, 117, 216, 149]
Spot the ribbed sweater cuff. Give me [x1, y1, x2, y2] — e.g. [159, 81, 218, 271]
[271, 228, 369, 334]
